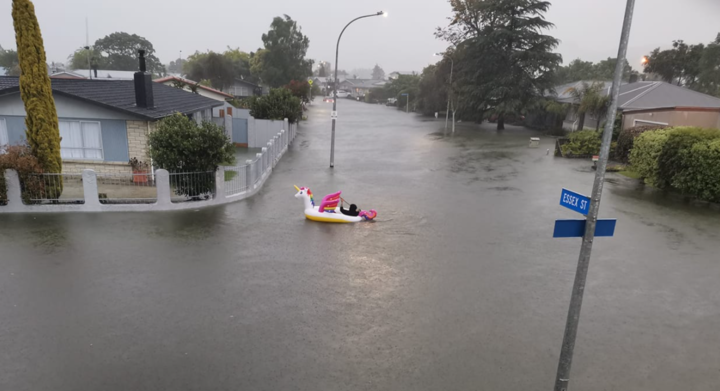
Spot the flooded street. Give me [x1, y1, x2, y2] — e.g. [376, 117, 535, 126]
[1, 100, 719, 391]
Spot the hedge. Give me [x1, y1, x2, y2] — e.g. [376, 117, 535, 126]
[675, 139, 720, 202]
[656, 127, 720, 189]
[629, 129, 673, 186]
[615, 125, 666, 163]
[560, 130, 601, 156]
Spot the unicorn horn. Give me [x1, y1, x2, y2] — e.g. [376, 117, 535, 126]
[294, 185, 300, 192]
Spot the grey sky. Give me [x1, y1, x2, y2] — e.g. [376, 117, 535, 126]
[1, 0, 719, 75]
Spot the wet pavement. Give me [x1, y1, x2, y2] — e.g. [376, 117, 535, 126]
[1, 100, 719, 391]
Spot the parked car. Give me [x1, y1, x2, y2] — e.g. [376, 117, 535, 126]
[386, 98, 397, 106]
[323, 97, 334, 103]
[334, 90, 350, 99]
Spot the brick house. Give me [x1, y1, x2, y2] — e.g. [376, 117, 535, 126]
[0, 71, 223, 174]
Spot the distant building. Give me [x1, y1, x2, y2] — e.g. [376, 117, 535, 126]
[154, 76, 234, 102]
[338, 79, 387, 97]
[388, 71, 415, 80]
[51, 69, 138, 80]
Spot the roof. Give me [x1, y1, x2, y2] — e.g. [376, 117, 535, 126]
[339, 79, 387, 88]
[71, 69, 137, 80]
[154, 76, 234, 98]
[230, 78, 260, 88]
[0, 76, 222, 120]
[50, 70, 86, 79]
[550, 80, 720, 111]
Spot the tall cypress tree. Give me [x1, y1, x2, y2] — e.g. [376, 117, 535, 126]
[12, 0, 62, 180]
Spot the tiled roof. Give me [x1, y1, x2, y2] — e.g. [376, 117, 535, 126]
[550, 80, 720, 110]
[154, 76, 234, 98]
[0, 76, 222, 120]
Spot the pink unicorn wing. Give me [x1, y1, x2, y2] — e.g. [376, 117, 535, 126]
[318, 191, 342, 213]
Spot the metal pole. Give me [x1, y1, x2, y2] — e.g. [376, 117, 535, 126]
[448, 58, 454, 135]
[553, 1, 635, 391]
[330, 11, 384, 168]
[406, 93, 409, 113]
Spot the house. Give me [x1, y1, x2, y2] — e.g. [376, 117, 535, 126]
[388, 71, 414, 80]
[338, 79, 387, 97]
[51, 69, 137, 80]
[311, 76, 343, 95]
[223, 78, 263, 98]
[550, 81, 720, 131]
[0, 72, 222, 175]
[154, 75, 234, 102]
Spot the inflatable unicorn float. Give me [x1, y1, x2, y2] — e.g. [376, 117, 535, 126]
[294, 186, 377, 223]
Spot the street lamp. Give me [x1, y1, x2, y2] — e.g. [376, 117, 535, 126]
[434, 52, 454, 136]
[329, 11, 385, 168]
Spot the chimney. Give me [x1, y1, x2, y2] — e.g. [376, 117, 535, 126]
[134, 50, 154, 108]
[92, 63, 98, 78]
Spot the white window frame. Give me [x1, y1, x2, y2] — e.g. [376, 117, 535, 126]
[59, 120, 104, 161]
[633, 119, 669, 127]
[0, 118, 8, 147]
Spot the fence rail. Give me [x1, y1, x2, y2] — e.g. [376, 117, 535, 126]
[1, 122, 298, 213]
[97, 172, 157, 204]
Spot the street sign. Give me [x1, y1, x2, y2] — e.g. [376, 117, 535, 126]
[400, 93, 408, 96]
[331, 111, 338, 119]
[553, 219, 617, 238]
[308, 79, 313, 85]
[560, 188, 590, 216]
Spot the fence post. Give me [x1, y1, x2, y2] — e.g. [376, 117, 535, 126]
[224, 110, 233, 141]
[4, 169, 23, 212]
[215, 167, 226, 202]
[256, 152, 263, 185]
[267, 140, 274, 167]
[284, 118, 289, 140]
[245, 160, 253, 191]
[82, 169, 101, 210]
[155, 169, 171, 206]
[261, 147, 268, 174]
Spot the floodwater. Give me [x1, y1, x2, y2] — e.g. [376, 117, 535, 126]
[1, 100, 719, 391]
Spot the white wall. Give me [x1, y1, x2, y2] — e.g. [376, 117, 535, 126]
[0, 92, 143, 120]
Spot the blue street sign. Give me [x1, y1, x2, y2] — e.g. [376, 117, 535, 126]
[553, 219, 617, 238]
[400, 93, 408, 96]
[560, 188, 591, 215]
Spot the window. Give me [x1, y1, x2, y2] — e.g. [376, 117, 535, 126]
[0, 118, 8, 147]
[59, 121, 103, 160]
[633, 119, 668, 127]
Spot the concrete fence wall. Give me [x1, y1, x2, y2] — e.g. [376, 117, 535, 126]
[0, 124, 298, 214]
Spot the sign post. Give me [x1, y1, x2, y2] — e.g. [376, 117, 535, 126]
[552, 1, 635, 390]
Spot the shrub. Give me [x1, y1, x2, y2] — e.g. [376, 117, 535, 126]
[246, 88, 302, 123]
[0, 143, 45, 203]
[629, 129, 673, 186]
[561, 130, 601, 156]
[656, 127, 720, 189]
[148, 114, 235, 198]
[615, 125, 666, 163]
[673, 139, 720, 202]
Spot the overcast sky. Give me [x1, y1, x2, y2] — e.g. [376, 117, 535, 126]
[1, 0, 719, 75]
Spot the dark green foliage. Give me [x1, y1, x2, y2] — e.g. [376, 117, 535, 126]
[365, 88, 389, 104]
[245, 88, 302, 123]
[184, 51, 235, 90]
[629, 129, 673, 186]
[384, 74, 421, 111]
[616, 125, 667, 163]
[372, 64, 385, 80]
[93, 32, 165, 74]
[677, 139, 720, 202]
[148, 114, 235, 197]
[257, 15, 312, 87]
[656, 127, 720, 189]
[561, 130, 601, 156]
[436, 0, 562, 129]
[416, 63, 449, 116]
[553, 58, 634, 84]
[13, 0, 62, 198]
[0, 45, 19, 75]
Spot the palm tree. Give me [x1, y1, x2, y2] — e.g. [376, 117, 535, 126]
[565, 82, 607, 131]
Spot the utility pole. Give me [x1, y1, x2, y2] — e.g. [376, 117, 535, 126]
[85, 18, 91, 79]
[552, 1, 636, 390]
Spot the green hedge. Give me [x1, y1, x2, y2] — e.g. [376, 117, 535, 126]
[656, 127, 720, 189]
[629, 129, 673, 186]
[615, 125, 666, 163]
[629, 126, 720, 202]
[561, 130, 601, 156]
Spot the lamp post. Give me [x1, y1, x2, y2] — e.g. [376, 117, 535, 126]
[329, 11, 386, 168]
[434, 52, 454, 136]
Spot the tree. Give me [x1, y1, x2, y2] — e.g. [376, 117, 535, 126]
[697, 34, 720, 97]
[0, 45, 20, 75]
[437, 0, 562, 130]
[384, 74, 421, 111]
[285, 80, 312, 104]
[183, 51, 235, 90]
[223, 47, 252, 81]
[166, 58, 183, 74]
[12, 0, 62, 190]
[67, 46, 106, 70]
[593, 57, 633, 81]
[644, 40, 705, 86]
[92, 32, 165, 74]
[257, 15, 312, 87]
[245, 88, 302, 123]
[372, 64, 385, 80]
[317, 62, 329, 77]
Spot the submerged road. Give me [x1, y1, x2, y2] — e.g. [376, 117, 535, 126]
[1, 100, 719, 391]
